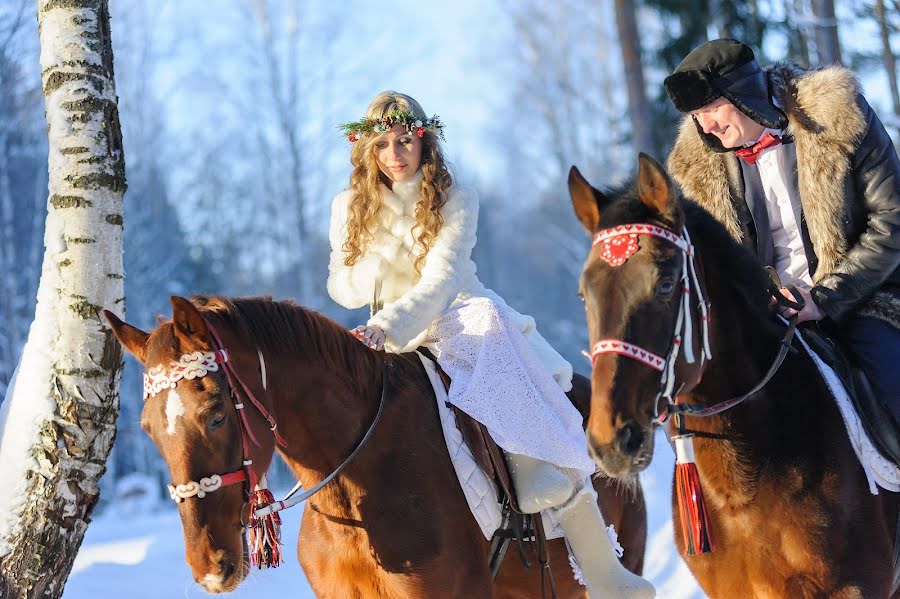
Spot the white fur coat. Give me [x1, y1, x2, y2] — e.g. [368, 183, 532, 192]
[327, 171, 573, 390]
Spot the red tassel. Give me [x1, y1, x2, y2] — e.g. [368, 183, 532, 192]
[248, 487, 283, 568]
[673, 434, 715, 555]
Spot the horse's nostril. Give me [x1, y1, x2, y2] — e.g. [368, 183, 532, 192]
[617, 422, 645, 456]
[219, 557, 235, 580]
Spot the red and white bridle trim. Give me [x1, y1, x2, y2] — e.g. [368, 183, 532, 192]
[589, 224, 712, 412]
[592, 223, 690, 256]
[590, 339, 666, 371]
[168, 470, 248, 501]
[143, 327, 288, 511]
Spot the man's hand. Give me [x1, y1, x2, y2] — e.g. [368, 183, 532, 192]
[350, 324, 386, 351]
[776, 286, 824, 323]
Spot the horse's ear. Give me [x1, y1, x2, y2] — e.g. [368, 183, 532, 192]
[170, 296, 209, 344]
[636, 153, 674, 215]
[568, 165, 609, 233]
[103, 310, 149, 364]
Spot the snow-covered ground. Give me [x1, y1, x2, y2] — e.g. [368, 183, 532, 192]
[63, 428, 706, 598]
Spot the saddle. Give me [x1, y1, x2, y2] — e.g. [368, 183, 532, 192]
[766, 268, 900, 466]
[799, 323, 900, 466]
[416, 348, 590, 597]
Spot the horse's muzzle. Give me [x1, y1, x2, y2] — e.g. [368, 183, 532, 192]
[196, 545, 247, 594]
[588, 420, 655, 477]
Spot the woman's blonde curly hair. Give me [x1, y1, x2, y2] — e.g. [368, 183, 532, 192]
[343, 91, 453, 274]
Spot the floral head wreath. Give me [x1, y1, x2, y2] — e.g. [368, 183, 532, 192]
[338, 110, 445, 143]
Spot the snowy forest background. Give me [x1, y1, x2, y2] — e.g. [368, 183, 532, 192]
[0, 0, 898, 596]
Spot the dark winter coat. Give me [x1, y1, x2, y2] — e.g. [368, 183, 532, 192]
[667, 62, 900, 330]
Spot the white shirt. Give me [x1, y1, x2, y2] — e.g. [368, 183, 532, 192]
[751, 128, 814, 289]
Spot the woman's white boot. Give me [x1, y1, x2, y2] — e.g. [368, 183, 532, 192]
[553, 488, 656, 598]
[504, 453, 575, 514]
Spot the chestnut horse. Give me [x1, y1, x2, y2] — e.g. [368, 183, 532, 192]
[104, 295, 647, 598]
[567, 154, 899, 598]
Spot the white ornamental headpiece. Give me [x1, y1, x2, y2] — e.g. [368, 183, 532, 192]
[143, 350, 228, 400]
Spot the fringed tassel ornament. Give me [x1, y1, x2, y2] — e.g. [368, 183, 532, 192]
[248, 485, 283, 568]
[673, 433, 715, 555]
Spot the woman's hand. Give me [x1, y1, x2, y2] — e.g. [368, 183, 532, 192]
[350, 324, 386, 351]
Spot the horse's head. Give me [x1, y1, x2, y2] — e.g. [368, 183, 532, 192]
[569, 154, 698, 477]
[104, 297, 266, 593]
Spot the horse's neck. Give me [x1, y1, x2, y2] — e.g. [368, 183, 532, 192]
[685, 251, 789, 431]
[264, 326, 385, 493]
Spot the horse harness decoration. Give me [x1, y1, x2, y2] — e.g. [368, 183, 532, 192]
[590, 223, 712, 413]
[142, 319, 388, 568]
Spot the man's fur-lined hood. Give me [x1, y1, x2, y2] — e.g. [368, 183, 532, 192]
[667, 62, 867, 283]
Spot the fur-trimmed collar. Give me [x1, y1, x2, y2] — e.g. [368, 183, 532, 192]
[667, 62, 866, 283]
[379, 170, 424, 216]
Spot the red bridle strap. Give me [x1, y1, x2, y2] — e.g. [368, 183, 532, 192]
[206, 321, 288, 449]
[590, 339, 666, 371]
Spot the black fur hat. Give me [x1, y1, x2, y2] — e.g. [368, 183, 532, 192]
[664, 39, 787, 149]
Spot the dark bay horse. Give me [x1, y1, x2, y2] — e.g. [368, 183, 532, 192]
[567, 154, 899, 598]
[104, 295, 647, 598]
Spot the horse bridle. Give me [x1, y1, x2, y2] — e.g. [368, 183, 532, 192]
[587, 222, 802, 422]
[589, 223, 712, 419]
[143, 320, 387, 521]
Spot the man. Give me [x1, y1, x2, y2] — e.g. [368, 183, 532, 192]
[663, 38, 900, 419]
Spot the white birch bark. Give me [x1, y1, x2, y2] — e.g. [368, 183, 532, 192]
[0, 1, 125, 597]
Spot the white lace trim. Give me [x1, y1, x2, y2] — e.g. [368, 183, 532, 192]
[427, 296, 595, 477]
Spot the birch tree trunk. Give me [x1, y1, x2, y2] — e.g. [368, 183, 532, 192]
[0, 1, 125, 597]
[614, 0, 656, 156]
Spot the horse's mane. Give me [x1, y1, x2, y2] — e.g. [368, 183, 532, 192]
[681, 200, 775, 328]
[188, 295, 424, 387]
[191, 295, 377, 379]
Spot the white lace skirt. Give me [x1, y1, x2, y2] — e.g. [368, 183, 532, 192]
[424, 296, 596, 478]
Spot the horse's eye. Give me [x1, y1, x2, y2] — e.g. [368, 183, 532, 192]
[577, 291, 585, 303]
[656, 278, 676, 299]
[209, 412, 226, 429]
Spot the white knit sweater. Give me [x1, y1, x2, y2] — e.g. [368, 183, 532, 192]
[327, 171, 573, 390]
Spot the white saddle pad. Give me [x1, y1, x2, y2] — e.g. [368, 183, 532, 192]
[796, 328, 900, 494]
[417, 353, 565, 540]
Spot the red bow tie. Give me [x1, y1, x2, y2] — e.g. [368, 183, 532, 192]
[734, 131, 782, 165]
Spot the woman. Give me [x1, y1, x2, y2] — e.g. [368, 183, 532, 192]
[328, 91, 655, 598]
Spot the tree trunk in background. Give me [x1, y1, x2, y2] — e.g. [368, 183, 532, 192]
[614, 0, 655, 155]
[875, 0, 900, 122]
[0, 0, 125, 596]
[251, 0, 308, 300]
[787, 0, 812, 66]
[811, 0, 841, 65]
